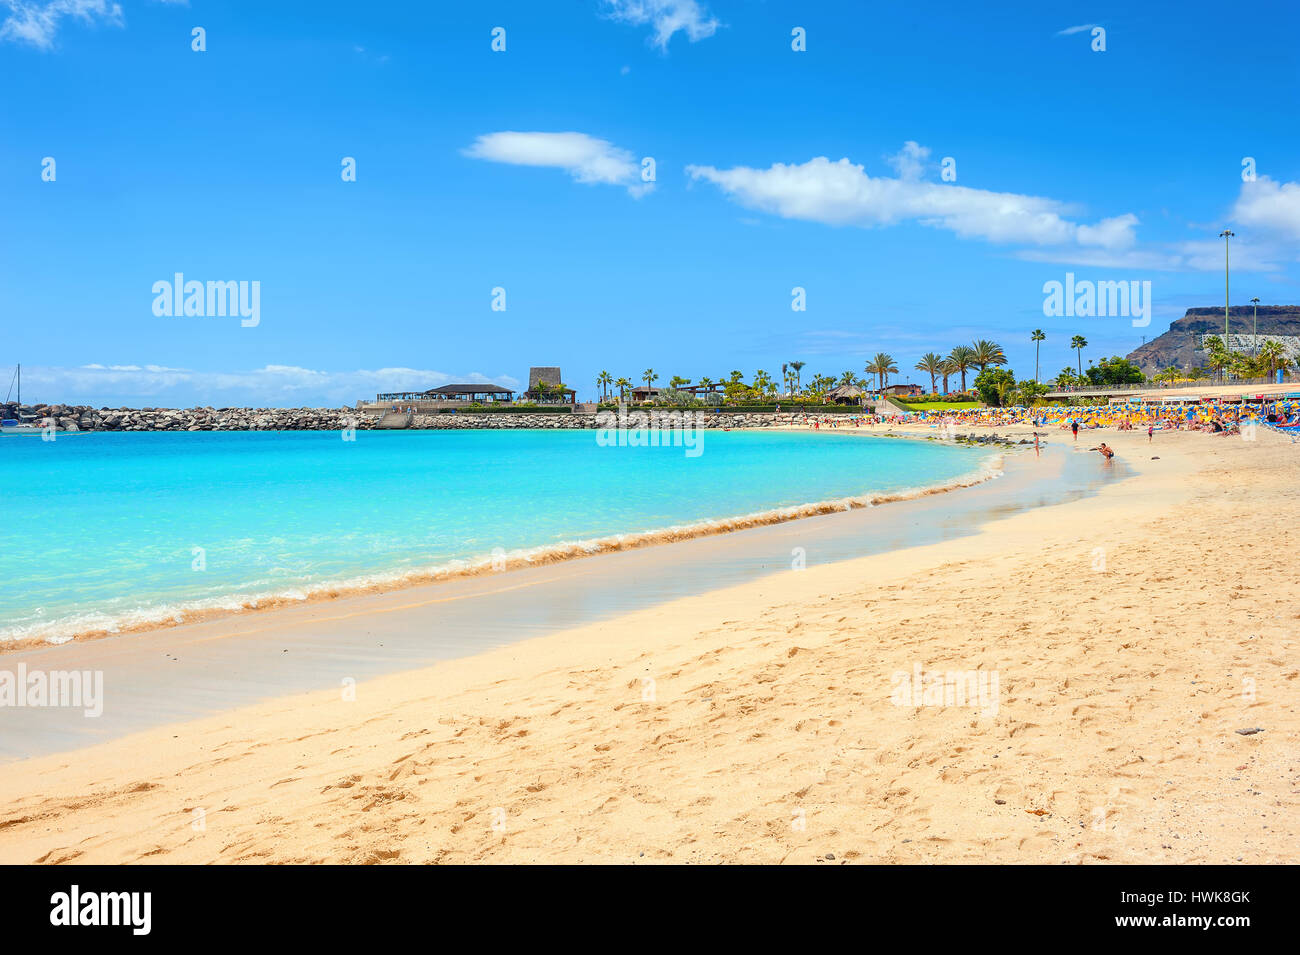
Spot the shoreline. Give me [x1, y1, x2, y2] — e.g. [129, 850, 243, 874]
[3, 429, 1009, 652]
[3, 425, 1295, 862]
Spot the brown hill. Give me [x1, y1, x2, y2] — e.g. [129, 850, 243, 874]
[1126, 306, 1300, 374]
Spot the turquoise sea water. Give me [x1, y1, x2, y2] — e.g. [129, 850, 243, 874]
[0, 429, 994, 643]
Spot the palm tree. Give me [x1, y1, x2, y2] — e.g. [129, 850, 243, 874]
[597, 370, 613, 402]
[753, 370, 773, 395]
[668, 375, 689, 390]
[1201, 335, 1234, 382]
[939, 357, 957, 395]
[915, 353, 944, 395]
[870, 353, 898, 390]
[1258, 339, 1288, 378]
[1205, 345, 1229, 382]
[970, 339, 1007, 375]
[948, 346, 975, 391]
[1230, 350, 1254, 380]
[839, 370, 856, 386]
[789, 360, 805, 393]
[1070, 335, 1088, 377]
[1030, 329, 1045, 383]
[614, 376, 632, 401]
[642, 368, 658, 394]
[863, 358, 880, 390]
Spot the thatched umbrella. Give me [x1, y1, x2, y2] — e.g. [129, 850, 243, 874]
[827, 384, 864, 404]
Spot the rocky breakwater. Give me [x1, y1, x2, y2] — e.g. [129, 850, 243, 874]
[944, 432, 1035, 447]
[1, 402, 371, 431]
[0, 406, 962, 432]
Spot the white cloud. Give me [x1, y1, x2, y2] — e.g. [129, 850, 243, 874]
[464, 131, 652, 197]
[1172, 237, 1287, 273]
[0, 0, 122, 50]
[1014, 247, 1181, 270]
[19, 364, 520, 408]
[1075, 213, 1139, 249]
[1014, 175, 1300, 273]
[685, 149, 1140, 251]
[603, 0, 719, 50]
[1015, 237, 1285, 273]
[1231, 176, 1300, 240]
[885, 141, 930, 181]
[1056, 24, 1099, 36]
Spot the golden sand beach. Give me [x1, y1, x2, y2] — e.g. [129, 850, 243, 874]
[1, 425, 1296, 864]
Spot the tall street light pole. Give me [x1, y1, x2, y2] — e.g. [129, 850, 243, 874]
[1219, 229, 1234, 381]
[1251, 296, 1261, 357]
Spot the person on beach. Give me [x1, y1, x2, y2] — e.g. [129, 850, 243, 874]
[1071, 420, 1079, 441]
[1089, 442, 1115, 461]
[1148, 424, 1154, 442]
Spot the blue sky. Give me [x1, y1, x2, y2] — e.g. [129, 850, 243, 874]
[2, 0, 1298, 406]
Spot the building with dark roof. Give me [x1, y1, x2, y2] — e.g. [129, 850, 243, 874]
[364, 365, 578, 410]
[376, 384, 515, 402]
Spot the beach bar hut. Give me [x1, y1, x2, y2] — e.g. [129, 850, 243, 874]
[826, 384, 865, 405]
